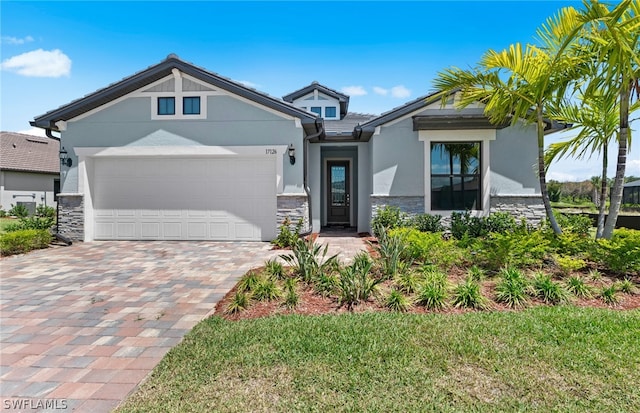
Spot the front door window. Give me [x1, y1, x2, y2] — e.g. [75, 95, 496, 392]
[327, 161, 350, 224]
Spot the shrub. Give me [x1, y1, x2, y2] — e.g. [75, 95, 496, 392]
[450, 211, 518, 240]
[565, 276, 593, 298]
[553, 255, 586, 276]
[237, 271, 261, 293]
[386, 289, 411, 312]
[283, 278, 299, 309]
[314, 273, 338, 297]
[555, 213, 593, 237]
[252, 278, 281, 302]
[35, 204, 56, 219]
[264, 259, 285, 280]
[374, 227, 408, 279]
[336, 254, 381, 310]
[395, 271, 421, 294]
[272, 217, 303, 248]
[392, 227, 465, 270]
[225, 291, 250, 314]
[548, 232, 595, 257]
[530, 272, 569, 304]
[615, 278, 637, 295]
[593, 228, 640, 274]
[0, 229, 51, 256]
[477, 229, 550, 271]
[280, 237, 338, 284]
[372, 206, 406, 237]
[495, 267, 529, 308]
[409, 213, 443, 233]
[4, 216, 55, 232]
[467, 265, 486, 282]
[600, 285, 619, 305]
[452, 276, 489, 310]
[415, 270, 450, 310]
[8, 204, 29, 218]
[0, 208, 7, 218]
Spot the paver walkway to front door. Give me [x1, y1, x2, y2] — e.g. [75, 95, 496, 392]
[1, 241, 281, 412]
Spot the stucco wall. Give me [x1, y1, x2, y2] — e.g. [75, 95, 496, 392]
[60, 95, 305, 194]
[490, 123, 540, 195]
[0, 170, 58, 211]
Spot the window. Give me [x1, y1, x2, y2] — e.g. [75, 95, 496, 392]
[325, 106, 337, 118]
[430, 142, 481, 210]
[183, 97, 201, 115]
[310, 107, 322, 116]
[157, 97, 175, 115]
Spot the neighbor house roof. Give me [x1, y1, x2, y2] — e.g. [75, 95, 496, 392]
[283, 82, 350, 119]
[31, 54, 322, 135]
[624, 179, 640, 188]
[0, 132, 60, 174]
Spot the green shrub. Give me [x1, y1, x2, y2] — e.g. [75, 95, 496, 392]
[553, 254, 587, 276]
[415, 271, 450, 310]
[264, 259, 285, 280]
[530, 272, 569, 304]
[555, 213, 593, 237]
[495, 267, 529, 308]
[225, 291, 250, 314]
[477, 229, 550, 271]
[336, 254, 381, 310]
[8, 204, 29, 218]
[593, 228, 640, 274]
[452, 276, 490, 310]
[394, 271, 421, 294]
[280, 237, 338, 284]
[4, 216, 55, 232]
[272, 217, 303, 248]
[600, 285, 619, 305]
[0, 208, 7, 218]
[386, 289, 411, 312]
[565, 276, 593, 298]
[392, 227, 465, 270]
[314, 273, 338, 297]
[0, 229, 51, 256]
[409, 213, 443, 233]
[252, 278, 281, 302]
[467, 265, 486, 281]
[283, 278, 299, 309]
[372, 206, 406, 237]
[450, 211, 518, 240]
[615, 278, 637, 295]
[35, 204, 56, 219]
[237, 271, 261, 293]
[548, 231, 595, 257]
[374, 227, 408, 279]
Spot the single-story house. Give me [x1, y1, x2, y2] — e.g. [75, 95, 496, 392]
[0, 131, 60, 215]
[31, 54, 563, 241]
[623, 179, 640, 204]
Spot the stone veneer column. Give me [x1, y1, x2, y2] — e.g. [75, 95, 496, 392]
[57, 194, 84, 241]
[370, 195, 425, 219]
[276, 194, 309, 232]
[490, 195, 546, 227]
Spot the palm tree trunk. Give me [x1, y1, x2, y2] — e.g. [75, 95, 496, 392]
[537, 108, 562, 235]
[602, 79, 631, 239]
[596, 145, 607, 239]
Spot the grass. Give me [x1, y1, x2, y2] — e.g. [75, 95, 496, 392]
[117, 307, 640, 413]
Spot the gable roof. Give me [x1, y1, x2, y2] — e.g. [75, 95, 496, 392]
[624, 179, 640, 188]
[31, 54, 320, 133]
[283, 82, 350, 119]
[0, 132, 60, 174]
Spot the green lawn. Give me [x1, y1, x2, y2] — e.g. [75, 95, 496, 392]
[117, 307, 640, 412]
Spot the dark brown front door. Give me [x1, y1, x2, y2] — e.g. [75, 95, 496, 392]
[327, 161, 350, 225]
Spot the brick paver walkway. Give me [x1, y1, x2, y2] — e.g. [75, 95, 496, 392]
[1, 241, 280, 412]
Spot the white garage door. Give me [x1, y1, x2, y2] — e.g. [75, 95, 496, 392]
[92, 156, 277, 241]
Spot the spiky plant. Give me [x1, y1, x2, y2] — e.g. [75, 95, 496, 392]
[283, 278, 299, 309]
[452, 276, 490, 310]
[225, 291, 250, 314]
[386, 289, 411, 312]
[531, 272, 569, 304]
[237, 271, 261, 293]
[415, 271, 450, 310]
[264, 258, 285, 280]
[495, 267, 528, 308]
[565, 276, 593, 298]
[252, 278, 281, 302]
[600, 285, 619, 305]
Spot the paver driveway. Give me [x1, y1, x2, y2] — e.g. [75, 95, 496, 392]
[1, 241, 280, 412]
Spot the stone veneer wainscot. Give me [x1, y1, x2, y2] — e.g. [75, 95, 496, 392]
[57, 194, 84, 241]
[276, 194, 309, 232]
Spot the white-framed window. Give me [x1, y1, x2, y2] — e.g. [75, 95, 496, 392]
[157, 97, 176, 115]
[325, 106, 337, 118]
[183, 97, 201, 115]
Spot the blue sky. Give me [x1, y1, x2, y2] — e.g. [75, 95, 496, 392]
[1, 1, 638, 181]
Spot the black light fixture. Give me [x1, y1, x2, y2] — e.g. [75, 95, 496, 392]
[60, 147, 72, 167]
[288, 143, 296, 165]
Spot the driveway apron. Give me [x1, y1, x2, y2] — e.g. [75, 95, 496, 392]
[0, 241, 279, 412]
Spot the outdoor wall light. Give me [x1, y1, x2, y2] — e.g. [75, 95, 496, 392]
[60, 147, 73, 167]
[288, 143, 296, 165]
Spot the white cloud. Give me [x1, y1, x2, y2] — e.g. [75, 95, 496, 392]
[1, 49, 71, 77]
[390, 85, 411, 99]
[16, 127, 48, 137]
[627, 158, 640, 175]
[373, 86, 388, 96]
[341, 86, 367, 96]
[1, 35, 34, 45]
[237, 80, 260, 89]
[547, 171, 579, 182]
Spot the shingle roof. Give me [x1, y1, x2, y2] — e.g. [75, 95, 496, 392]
[0, 132, 60, 174]
[624, 179, 640, 187]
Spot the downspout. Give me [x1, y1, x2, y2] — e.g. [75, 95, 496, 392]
[45, 126, 73, 246]
[299, 118, 324, 237]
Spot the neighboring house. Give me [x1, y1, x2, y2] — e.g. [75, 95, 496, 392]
[30, 55, 563, 242]
[0, 131, 60, 215]
[623, 179, 640, 204]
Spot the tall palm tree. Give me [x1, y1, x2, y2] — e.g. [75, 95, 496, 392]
[433, 39, 581, 235]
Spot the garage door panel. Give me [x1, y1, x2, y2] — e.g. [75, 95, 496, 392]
[92, 156, 276, 241]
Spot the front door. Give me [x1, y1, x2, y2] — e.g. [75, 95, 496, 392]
[327, 161, 350, 225]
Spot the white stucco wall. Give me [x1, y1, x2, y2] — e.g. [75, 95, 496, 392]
[0, 170, 58, 212]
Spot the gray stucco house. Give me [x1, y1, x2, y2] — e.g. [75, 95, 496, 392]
[31, 55, 561, 241]
[0, 131, 60, 215]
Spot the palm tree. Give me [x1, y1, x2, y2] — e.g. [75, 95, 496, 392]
[433, 39, 581, 235]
